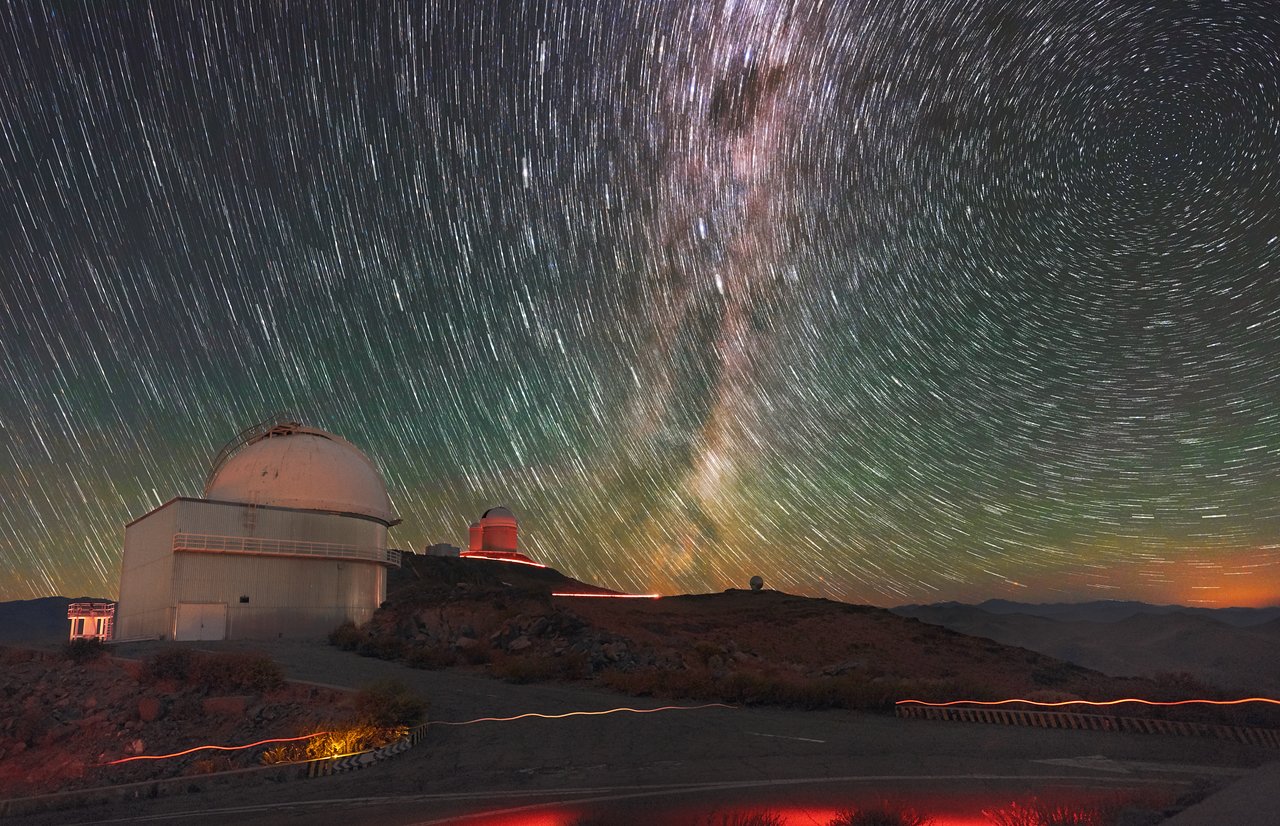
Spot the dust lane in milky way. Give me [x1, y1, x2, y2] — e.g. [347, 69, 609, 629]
[2, 1, 1279, 606]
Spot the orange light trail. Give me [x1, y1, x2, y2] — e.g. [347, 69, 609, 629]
[429, 703, 732, 727]
[102, 731, 329, 765]
[897, 697, 1280, 709]
[550, 592, 663, 599]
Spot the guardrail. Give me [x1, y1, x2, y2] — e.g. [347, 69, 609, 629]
[304, 721, 430, 778]
[895, 703, 1280, 748]
[173, 532, 401, 567]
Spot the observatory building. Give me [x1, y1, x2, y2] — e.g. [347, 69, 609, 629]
[114, 422, 402, 641]
[460, 506, 538, 564]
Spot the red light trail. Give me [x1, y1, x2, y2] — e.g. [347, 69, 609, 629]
[550, 592, 663, 599]
[428, 703, 733, 727]
[102, 731, 329, 765]
[458, 553, 547, 568]
[896, 697, 1280, 709]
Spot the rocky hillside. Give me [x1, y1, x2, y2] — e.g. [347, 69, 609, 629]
[0, 645, 345, 798]
[344, 557, 1238, 718]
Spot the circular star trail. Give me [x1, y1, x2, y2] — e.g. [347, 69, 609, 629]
[2, 0, 1279, 606]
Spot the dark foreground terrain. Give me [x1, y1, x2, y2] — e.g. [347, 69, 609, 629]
[13, 637, 1276, 826]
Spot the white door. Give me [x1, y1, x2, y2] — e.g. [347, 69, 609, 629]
[174, 603, 227, 641]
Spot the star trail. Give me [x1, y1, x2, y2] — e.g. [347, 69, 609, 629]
[3, 1, 1279, 606]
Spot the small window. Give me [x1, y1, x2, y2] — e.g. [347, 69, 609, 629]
[239, 595, 250, 603]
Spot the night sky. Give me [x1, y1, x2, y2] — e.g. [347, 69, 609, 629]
[3, 1, 1279, 607]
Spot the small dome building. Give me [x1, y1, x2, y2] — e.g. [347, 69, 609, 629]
[460, 506, 538, 564]
[114, 422, 402, 641]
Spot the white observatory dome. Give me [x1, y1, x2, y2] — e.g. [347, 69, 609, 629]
[204, 424, 398, 525]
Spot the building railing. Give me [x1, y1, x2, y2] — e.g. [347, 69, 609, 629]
[67, 602, 116, 617]
[172, 532, 402, 567]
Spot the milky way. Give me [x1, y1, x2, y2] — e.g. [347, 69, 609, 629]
[3, 1, 1279, 606]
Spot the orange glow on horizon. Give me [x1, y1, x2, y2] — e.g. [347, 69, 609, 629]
[429, 703, 732, 727]
[897, 697, 1280, 709]
[102, 731, 329, 765]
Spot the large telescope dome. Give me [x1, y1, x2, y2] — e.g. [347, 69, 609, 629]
[203, 423, 398, 525]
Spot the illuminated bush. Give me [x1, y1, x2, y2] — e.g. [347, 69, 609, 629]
[261, 724, 408, 764]
[828, 805, 932, 826]
[982, 797, 1158, 826]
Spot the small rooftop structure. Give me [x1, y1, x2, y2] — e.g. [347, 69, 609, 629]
[68, 601, 115, 641]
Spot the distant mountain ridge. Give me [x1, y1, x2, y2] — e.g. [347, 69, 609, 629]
[976, 599, 1280, 627]
[0, 596, 111, 646]
[891, 599, 1280, 694]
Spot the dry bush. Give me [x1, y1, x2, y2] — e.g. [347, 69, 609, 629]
[405, 644, 457, 670]
[491, 651, 589, 684]
[141, 647, 196, 683]
[829, 805, 932, 826]
[698, 812, 786, 826]
[63, 637, 106, 663]
[192, 652, 283, 693]
[457, 643, 492, 665]
[353, 678, 427, 727]
[261, 724, 408, 764]
[328, 621, 365, 651]
[139, 648, 282, 693]
[983, 798, 1151, 826]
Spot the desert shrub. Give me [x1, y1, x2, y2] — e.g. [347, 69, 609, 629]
[64, 637, 106, 664]
[328, 621, 364, 651]
[829, 804, 932, 826]
[353, 678, 427, 727]
[140, 649, 282, 693]
[142, 647, 196, 682]
[405, 645, 457, 670]
[983, 798, 1140, 826]
[693, 640, 725, 663]
[457, 643, 492, 665]
[191, 652, 283, 693]
[261, 723, 408, 764]
[695, 812, 786, 826]
[491, 651, 589, 683]
[188, 756, 235, 775]
[357, 635, 407, 660]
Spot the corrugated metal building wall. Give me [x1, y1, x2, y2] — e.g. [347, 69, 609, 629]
[116, 498, 390, 640]
[116, 505, 178, 640]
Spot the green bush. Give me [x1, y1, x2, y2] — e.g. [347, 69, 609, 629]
[353, 678, 428, 727]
